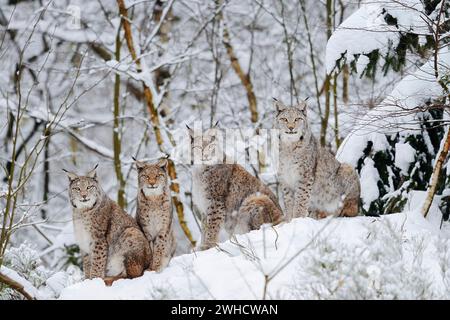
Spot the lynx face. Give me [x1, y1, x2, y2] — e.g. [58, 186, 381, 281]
[189, 128, 223, 165]
[136, 159, 168, 197]
[274, 100, 308, 142]
[66, 168, 101, 210]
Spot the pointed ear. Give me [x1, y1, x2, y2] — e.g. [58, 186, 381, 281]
[157, 158, 168, 170]
[273, 98, 285, 113]
[86, 164, 98, 179]
[296, 101, 308, 115]
[134, 158, 146, 171]
[62, 169, 78, 182]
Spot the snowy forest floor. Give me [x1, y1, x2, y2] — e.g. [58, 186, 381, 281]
[58, 191, 450, 300]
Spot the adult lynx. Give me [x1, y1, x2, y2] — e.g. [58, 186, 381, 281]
[135, 158, 176, 271]
[188, 127, 283, 250]
[274, 99, 360, 220]
[64, 166, 151, 285]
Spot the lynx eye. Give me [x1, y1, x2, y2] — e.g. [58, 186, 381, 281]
[72, 187, 81, 192]
[158, 174, 165, 178]
[280, 118, 288, 122]
[87, 185, 95, 190]
[294, 118, 301, 122]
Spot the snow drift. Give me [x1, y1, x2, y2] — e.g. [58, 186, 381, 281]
[58, 191, 450, 300]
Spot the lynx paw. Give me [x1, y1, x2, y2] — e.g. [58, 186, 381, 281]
[103, 276, 122, 286]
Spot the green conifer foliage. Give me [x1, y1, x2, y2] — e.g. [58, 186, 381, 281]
[355, 103, 446, 216]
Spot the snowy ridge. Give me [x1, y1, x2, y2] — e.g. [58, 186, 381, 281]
[59, 192, 450, 300]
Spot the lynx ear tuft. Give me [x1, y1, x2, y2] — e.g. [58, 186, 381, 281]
[86, 164, 98, 179]
[134, 158, 146, 171]
[296, 101, 308, 115]
[273, 98, 285, 113]
[63, 169, 78, 182]
[157, 158, 168, 170]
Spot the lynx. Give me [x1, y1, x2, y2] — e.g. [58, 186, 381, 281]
[274, 99, 360, 220]
[135, 158, 176, 271]
[188, 127, 283, 250]
[64, 165, 151, 285]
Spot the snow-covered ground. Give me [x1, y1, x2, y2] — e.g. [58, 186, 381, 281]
[58, 191, 450, 300]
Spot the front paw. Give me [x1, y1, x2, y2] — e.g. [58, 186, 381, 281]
[103, 277, 119, 286]
[295, 208, 309, 218]
[89, 271, 105, 280]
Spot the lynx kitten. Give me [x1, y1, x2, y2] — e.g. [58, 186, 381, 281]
[274, 99, 360, 220]
[65, 165, 151, 285]
[188, 127, 283, 250]
[135, 158, 176, 271]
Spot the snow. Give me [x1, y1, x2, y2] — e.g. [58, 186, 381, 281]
[0, 266, 40, 299]
[326, 0, 429, 73]
[385, 51, 449, 110]
[59, 198, 450, 299]
[8, 19, 99, 43]
[359, 158, 380, 210]
[395, 142, 416, 175]
[335, 48, 449, 211]
[39, 266, 84, 299]
[326, 3, 393, 72]
[337, 48, 450, 167]
[1, 0, 449, 301]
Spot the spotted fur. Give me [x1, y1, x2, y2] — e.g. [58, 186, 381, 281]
[135, 159, 176, 271]
[274, 100, 360, 220]
[65, 166, 151, 284]
[189, 128, 283, 250]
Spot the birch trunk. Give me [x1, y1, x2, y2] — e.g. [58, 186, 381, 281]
[116, 0, 196, 247]
[422, 126, 450, 218]
[218, 1, 258, 123]
[113, 21, 126, 209]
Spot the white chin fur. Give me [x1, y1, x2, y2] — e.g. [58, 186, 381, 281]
[142, 185, 163, 196]
[281, 132, 301, 141]
[74, 198, 96, 209]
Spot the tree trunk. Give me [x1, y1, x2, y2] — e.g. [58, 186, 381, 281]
[41, 123, 50, 219]
[333, 72, 341, 148]
[422, 126, 450, 218]
[116, 0, 196, 247]
[300, 0, 322, 118]
[320, 0, 334, 147]
[321, 74, 331, 146]
[342, 64, 349, 104]
[219, 3, 258, 123]
[113, 21, 126, 209]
